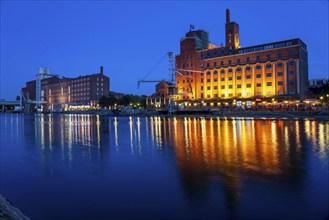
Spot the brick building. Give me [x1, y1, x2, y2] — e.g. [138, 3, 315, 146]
[170, 9, 309, 108]
[22, 66, 110, 112]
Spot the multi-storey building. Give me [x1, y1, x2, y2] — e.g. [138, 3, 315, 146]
[173, 9, 308, 107]
[22, 66, 110, 111]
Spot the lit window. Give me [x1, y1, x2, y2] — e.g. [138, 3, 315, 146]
[267, 82, 272, 86]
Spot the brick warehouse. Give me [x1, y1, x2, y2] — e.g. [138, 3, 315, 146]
[148, 9, 308, 109]
[22, 66, 109, 112]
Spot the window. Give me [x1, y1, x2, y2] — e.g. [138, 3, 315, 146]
[246, 57, 250, 62]
[221, 78, 225, 81]
[214, 94, 218, 98]
[214, 70, 218, 74]
[221, 85, 225, 89]
[229, 60, 232, 65]
[277, 63, 283, 67]
[267, 82, 272, 86]
[237, 67, 241, 72]
[266, 64, 272, 68]
[267, 54, 271, 60]
[228, 77, 233, 81]
[256, 65, 261, 70]
[201, 72, 204, 75]
[221, 69, 225, 74]
[207, 71, 211, 75]
[289, 71, 295, 75]
[229, 93, 233, 97]
[214, 62, 217, 66]
[289, 61, 294, 65]
[221, 61, 224, 65]
[221, 94, 225, 97]
[214, 78, 218, 82]
[290, 51, 294, 56]
[237, 59, 241, 64]
[246, 75, 251, 79]
[207, 63, 210, 67]
[278, 53, 282, 59]
[277, 72, 283, 76]
[289, 80, 295, 85]
[207, 86, 211, 90]
[228, 68, 233, 72]
[237, 84, 241, 88]
[237, 76, 241, 80]
[256, 83, 261, 87]
[201, 78, 204, 83]
[246, 66, 251, 71]
[256, 74, 261, 78]
[201, 93, 204, 98]
[214, 86, 218, 90]
[266, 73, 272, 77]
[229, 85, 233, 89]
[207, 79, 211, 82]
[246, 84, 251, 88]
[256, 56, 260, 61]
[278, 81, 283, 86]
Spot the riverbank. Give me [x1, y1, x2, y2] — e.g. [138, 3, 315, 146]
[0, 194, 30, 220]
[3, 109, 329, 119]
[65, 109, 329, 119]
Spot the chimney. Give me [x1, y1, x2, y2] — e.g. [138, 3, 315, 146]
[100, 66, 103, 74]
[226, 8, 230, 23]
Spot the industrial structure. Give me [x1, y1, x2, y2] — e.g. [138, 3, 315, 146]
[147, 8, 308, 110]
[21, 66, 110, 112]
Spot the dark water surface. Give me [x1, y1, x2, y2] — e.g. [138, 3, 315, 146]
[0, 114, 328, 220]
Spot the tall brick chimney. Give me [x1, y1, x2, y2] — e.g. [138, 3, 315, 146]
[100, 66, 103, 74]
[226, 8, 230, 23]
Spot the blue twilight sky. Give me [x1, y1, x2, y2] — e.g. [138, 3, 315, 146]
[1, 1, 328, 100]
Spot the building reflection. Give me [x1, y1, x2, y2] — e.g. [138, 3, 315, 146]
[34, 114, 110, 173]
[148, 116, 329, 208]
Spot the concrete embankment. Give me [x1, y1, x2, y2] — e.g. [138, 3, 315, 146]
[0, 194, 30, 220]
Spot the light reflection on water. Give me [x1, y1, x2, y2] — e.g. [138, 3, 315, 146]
[0, 114, 328, 219]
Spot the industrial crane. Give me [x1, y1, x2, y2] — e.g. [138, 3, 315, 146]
[138, 52, 203, 115]
[21, 68, 57, 113]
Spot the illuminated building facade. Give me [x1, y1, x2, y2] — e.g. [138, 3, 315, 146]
[22, 66, 110, 111]
[175, 9, 308, 105]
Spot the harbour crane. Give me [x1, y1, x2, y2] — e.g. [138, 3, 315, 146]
[21, 68, 57, 113]
[138, 52, 203, 115]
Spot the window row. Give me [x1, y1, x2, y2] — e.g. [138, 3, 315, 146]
[199, 81, 285, 90]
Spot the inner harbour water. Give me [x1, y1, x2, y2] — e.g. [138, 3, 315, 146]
[0, 114, 328, 220]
